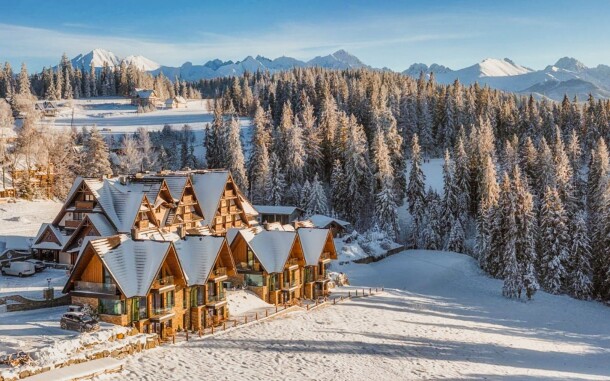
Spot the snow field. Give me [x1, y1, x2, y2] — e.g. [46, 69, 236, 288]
[102, 250, 610, 380]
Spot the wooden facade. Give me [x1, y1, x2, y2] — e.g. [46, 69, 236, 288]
[65, 240, 189, 339]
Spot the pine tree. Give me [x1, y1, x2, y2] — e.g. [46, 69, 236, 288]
[248, 105, 271, 204]
[225, 116, 248, 191]
[299, 180, 311, 210]
[265, 153, 286, 206]
[407, 134, 426, 247]
[446, 216, 465, 253]
[205, 100, 225, 169]
[477, 156, 500, 274]
[343, 115, 372, 229]
[330, 160, 347, 217]
[284, 115, 306, 185]
[306, 173, 329, 216]
[17, 63, 31, 95]
[372, 128, 399, 239]
[539, 186, 569, 294]
[568, 211, 592, 299]
[82, 127, 112, 178]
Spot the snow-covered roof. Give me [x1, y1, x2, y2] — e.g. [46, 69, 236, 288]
[225, 228, 241, 245]
[242, 230, 297, 273]
[239, 194, 258, 217]
[191, 171, 229, 226]
[254, 205, 302, 216]
[309, 214, 351, 229]
[0, 236, 33, 254]
[87, 213, 117, 237]
[163, 176, 188, 201]
[264, 222, 295, 232]
[298, 228, 331, 266]
[92, 236, 171, 298]
[134, 89, 156, 99]
[32, 223, 67, 250]
[174, 236, 225, 286]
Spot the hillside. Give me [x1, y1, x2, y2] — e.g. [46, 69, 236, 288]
[108, 250, 610, 380]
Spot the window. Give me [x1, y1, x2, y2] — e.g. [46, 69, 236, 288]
[247, 248, 255, 268]
[269, 274, 279, 291]
[99, 299, 125, 315]
[102, 267, 113, 285]
[244, 274, 265, 287]
[84, 194, 94, 201]
[73, 212, 83, 221]
[166, 291, 175, 309]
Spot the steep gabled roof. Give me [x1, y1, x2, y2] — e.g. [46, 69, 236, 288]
[93, 236, 172, 298]
[163, 176, 188, 202]
[191, 171, 229, 227]
[174, 236, 227, 286]
[254, 205, 302, 216]
[32, 223, 67, 250]
[309, 214, 351, 229]
[298, 228, 333, 266]
[242, 230, 297, 273]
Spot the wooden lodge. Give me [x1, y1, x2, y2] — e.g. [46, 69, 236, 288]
[63, 236, 189, 339]
[230, 230, 306, 305]
[33, 170, 338, 336]
[164, 96, 188, 109]
[130, 89, 162, 108]
[174, 236, 236, 330]
[253, 205, 305, 225]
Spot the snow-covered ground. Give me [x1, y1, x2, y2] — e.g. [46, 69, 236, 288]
[227, 289, 273, 316]
[0, 268, 68, 299]
[0, 200, 62, 237]
[100, 250, 610, 380]
[39, 97, 253, 160]
[0, 306, 137, 378]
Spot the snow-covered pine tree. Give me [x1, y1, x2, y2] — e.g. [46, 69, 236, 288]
[136, 127, 158, 171]
[372, 128, 399, 240]
[284, 115, 306, 185]
[248, 104, 271, 204]
[446, 216, 465, 253]
[441, 149, 457, 243]
[118, 134, 143, 174]
[512, 166, 539, 299]
[299, 179, 311, 210]
[205, 100, 225, 169]
[17, 63, 31, 95]
[476, 155, 499, 274]
[307, 173, 330, 216]
[342, 115, 373, 229]
[407, 134, 426, 247]
[491, 173, 517, 280]
[265, 152, 286, 206]
[330, 159, 347, 218]
[587, 138, 609, 293]
[82, 126, 112, 178]
[539, 186, 569, 294]
[225, 116, 248, 191]
[568, 211, 592, 299]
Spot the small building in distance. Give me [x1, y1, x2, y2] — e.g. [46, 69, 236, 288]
[254, 205, 304, 225]
[308, 214, 352, 238]
[35, 101, 59, 117]
[131, 89, 161, 108]
[165, 96, 188, 109]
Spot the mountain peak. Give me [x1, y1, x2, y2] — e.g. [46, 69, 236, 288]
[476, 57, 532, 77]
[554, 57, 587, 72]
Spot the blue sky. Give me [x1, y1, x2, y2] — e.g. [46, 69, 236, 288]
[2, 0, 610, 72]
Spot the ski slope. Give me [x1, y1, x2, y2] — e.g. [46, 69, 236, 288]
[103, 250, 610, 380]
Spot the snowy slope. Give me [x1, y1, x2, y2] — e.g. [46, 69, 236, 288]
[71, 48, 121, 69]
[107, 250, 610, 380]
[123, 55, 160, 71]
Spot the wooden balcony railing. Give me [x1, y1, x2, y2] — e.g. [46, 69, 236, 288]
[224, 190, 235, 198]
[74, 281, 117, 294]
[65, 220, 81, 228]
[212, 267, 227, 278]
[151, 276, 174, 289]
[320, 252, 332, 261]
[286, 258, 299, 268]
[206, 293, 226, 305]
[75, 200, 94, 209]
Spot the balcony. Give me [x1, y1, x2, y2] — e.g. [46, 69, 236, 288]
[286, 258, 299, 269]
[74, 281, 117, 294]
[65, 220, 81, 228]
[150, 306, 175, 322]
[206, 293, 227, 307]
[182, 195, 195, 205]
[151, 276, 174, 291]
[237, 262, 261, 272]
[282, 280, 299, 291]
[211, 267, 227, 280]
[75, 200, 94, 209]
[320, 252, 333, 263]
[223, 189, 235, 198]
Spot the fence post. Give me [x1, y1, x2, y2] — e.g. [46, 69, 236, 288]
[265, 309, 268, 318]
[275, 305, 278, 313]
[186, 330, 189, 342]
[211, 325, 214, 334]
[245, 316, 248, 324]
[223, 322, 226, 331]
[172, 335, 175, 345]
[255, 312, 258, 320]
[307, 303, 309, 311]
[348, 291, 351, 298]
[199, 329, 202, 337]
[234, 320, 237, 328]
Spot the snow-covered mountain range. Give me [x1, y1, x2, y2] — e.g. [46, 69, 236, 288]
[405, 57, 610, 100]
[69, 48, 610, 100]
